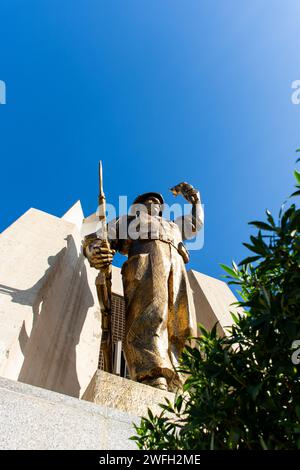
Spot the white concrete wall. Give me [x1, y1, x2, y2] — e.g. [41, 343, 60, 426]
[188, 270, 240, 336]
[0, 205, 101, 398]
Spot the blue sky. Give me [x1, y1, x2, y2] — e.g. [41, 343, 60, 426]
[0, 0, 300, 284]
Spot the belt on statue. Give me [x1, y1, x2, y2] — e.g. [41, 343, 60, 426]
[157, 238, 190, 264]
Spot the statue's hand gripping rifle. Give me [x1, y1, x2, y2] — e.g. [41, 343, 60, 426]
[96, 161, 114, 373]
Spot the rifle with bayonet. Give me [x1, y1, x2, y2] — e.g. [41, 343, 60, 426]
[95, 161, 114, 373]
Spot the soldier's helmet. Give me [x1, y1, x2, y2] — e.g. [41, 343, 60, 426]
[132, 192, 164, 216]
[133, 192, 164, 206]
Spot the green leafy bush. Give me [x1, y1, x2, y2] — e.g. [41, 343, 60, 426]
[131, 166, 300, 450]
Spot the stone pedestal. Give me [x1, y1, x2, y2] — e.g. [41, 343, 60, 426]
[0, 376, 138, 450]
[83, 370, 175, 417]
[0, 372, 178, 450]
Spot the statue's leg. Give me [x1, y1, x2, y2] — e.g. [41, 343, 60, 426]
[167, 250, 197, 391]
[121, 243, 176, 389]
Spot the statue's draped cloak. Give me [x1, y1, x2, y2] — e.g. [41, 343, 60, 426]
[108, 213, 198, 389]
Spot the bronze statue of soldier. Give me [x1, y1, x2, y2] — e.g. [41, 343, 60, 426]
[83, 182, 204, 392]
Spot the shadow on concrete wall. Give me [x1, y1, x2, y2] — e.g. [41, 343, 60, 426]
[0, 235, 95, 398]
[0, 248, 67, 331]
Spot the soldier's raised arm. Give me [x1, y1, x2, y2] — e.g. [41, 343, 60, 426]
[171, 182, 204, 240]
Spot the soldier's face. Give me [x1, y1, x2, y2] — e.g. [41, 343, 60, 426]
[144, 197, 161, 216]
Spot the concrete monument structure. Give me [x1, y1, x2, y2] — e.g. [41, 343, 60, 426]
[0, 200, 241, 449]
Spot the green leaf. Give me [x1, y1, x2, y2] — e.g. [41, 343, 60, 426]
[197, 323, 209, 337]
[295, 170, 300, 184]
[248, 221, 275, 231]
[261, 286, 271, 307]
[243, 242, 265, 255]
[238, 255, 261, 265]
[175, 394, 183, 413]
[247, 384, 262, 400]
[220, 263, 239, 279]
[279, 202, 286, 219]
[211, 322, 218, 339]
[210, 431, 215, 450]
[266, 209, 275, 227]
[290, 210, 300, 230]
[281, 204, 296, 230]
[230, 312, 239, 324]
[259, 436, 268, 450]
[160, 403, 174, 413]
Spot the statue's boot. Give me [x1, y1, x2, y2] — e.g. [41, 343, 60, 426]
[140, 376, 168, 391]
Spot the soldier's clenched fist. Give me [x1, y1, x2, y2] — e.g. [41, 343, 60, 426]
[170, 182, 200, 204]
[86, 240, 115, 270]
